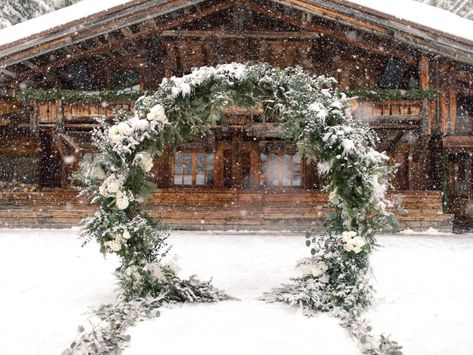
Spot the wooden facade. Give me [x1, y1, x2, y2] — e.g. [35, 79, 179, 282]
[0, 0, 472, 230]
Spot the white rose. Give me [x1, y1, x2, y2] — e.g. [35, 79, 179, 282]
[146, 104, 168, 123]
[116, 190, 129, 210]
[107, 180, 122, 194]
[341, 231, 365, 254]
[99, 182, 108, 196]
[341, 231, 357, 243]
[131, 118, 149, 131]
[108, 126, 123, 145]
[122, 230, 131, 239]
[134, 151, 154, 172]
[106, 241, 121, 252]
[116, 122, 133, 136]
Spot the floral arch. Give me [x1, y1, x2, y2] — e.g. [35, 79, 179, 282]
[78, 63, 400, 353]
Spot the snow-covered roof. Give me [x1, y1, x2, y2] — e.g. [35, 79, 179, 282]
[347, 0, 473, 43]
[0, 0, 472, 49]
[0, 0, 135, 47]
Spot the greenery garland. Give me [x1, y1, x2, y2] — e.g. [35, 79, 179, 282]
[346, 88, 438, 101]
[15, 88, 149, 103]
[78, 63, 399, 354]
[16, 87, 437, 103]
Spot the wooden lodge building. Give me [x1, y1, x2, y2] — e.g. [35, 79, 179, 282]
[0, 0, 472, 231]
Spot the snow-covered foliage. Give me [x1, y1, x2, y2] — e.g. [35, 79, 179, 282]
[0, 0, 81, 29]
[77, 62, 397, 353]
[63, 278, 230, 355]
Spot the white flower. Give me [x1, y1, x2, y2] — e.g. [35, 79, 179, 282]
[147, 104, 168, 123]
[122, 230, 131, 239]
[134, 151, 154, 172]
[116, 122, 133, 136]
[129, 117, 149, 132]
[99, 175, 125, 197]
[108, 125, 123, 145]
[116, 190, 129, 210]
[99, 183, 108, 196]
[106, 240, 121, 252]
[341, 231, 366, 254]
[125, 265, 142, 281]
[107, 179, 122, 194]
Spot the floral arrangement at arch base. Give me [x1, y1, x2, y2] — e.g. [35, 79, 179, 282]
[77, 63, 401, 354]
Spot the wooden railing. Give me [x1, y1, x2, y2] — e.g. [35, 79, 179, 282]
[352, 99, 426, 127]
[36, 99, 134, 125]
[33, 99, 429, 129]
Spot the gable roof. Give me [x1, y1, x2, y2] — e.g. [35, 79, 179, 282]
[1, 0, 472, 49]
[0, 0, 472, 79]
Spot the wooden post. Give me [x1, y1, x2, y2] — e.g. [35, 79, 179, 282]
[419, 55, 431, 135]
[56, 99, 64, 133]
[419, 55, 430, 90]
[30, 99, 39, 136]
[448, 86, 457, 134]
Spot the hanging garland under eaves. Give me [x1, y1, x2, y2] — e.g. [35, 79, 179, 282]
[15, 88, 150, 103]
[346, 88, 438, 101]
[15, 87, 438, 103]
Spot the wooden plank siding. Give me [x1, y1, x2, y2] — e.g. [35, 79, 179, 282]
[0, 189, 453, 231]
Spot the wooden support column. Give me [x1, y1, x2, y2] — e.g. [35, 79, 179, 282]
[449, 86, 457, 134]
[56, 99, 64, 133]
[419, 55, 431, 135]
[438, 62, 451, 135]
[30, 99, 39, 136]
[419, 55, 430, 90]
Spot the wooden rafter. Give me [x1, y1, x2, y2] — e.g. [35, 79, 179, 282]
[0, 68, 17, 78]
[121, 27, 134, 38]
[0, 0, 216, 67]
[242, 1, 417, 64]
[22, 60, 39, 70]
[9, 0, 236, 83]
[161, 29, 323, 39]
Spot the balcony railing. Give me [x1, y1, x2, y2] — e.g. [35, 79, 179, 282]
[32, 98, 432, 131]
[35, 99, 134, 126]
[351, 99, 427, 128]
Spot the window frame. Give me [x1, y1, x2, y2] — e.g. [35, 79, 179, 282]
[172, 150, 215, 187]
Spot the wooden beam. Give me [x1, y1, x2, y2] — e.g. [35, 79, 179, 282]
[160, 30, 322, 39]
[0, 0, 217, 68]
[242, 1, 416, 64]
[419, 54, 430, 89]
[11, 0, 236, 83]
[121, 27, 134, 38]
[0, 68, 17, 78]
[138, 19, 158, 32]
[22, 60, 39, 70]
[272, 0, 388, 34]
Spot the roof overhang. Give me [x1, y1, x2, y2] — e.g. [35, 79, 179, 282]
[0, 0, 472, 83]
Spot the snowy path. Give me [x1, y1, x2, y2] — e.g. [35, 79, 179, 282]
[0, 230, 473, 355]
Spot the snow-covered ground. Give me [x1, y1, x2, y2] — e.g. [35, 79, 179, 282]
[0, 229, 473, 355]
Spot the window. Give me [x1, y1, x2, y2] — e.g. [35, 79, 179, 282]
[114, 69, 140, 92]
[173, 152, 214, 186]
[261, 152, 301, 187]
[450, 154, 472, 193]
[455, 95, 473, 134]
